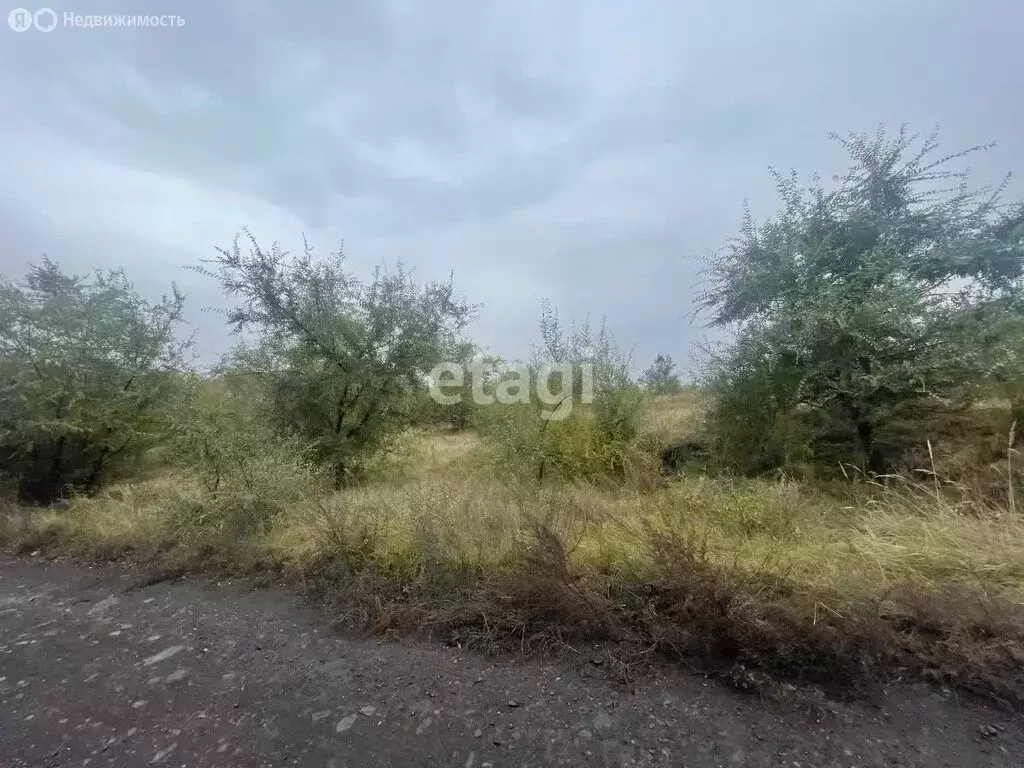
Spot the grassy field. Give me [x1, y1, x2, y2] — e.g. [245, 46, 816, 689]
[4, 393, 1024, 702]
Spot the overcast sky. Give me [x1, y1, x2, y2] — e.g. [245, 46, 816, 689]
[2, 0, 1022, 371]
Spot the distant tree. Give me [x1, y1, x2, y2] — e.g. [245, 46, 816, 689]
[0, 258, 189, 503]
[699, 127, 1024, 473]
[195, 232, 476, 484]
[641, 354, 683, 395]
[419, 341, 502, 430]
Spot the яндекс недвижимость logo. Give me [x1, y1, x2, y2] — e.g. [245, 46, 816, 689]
[8, 8, 185, 31]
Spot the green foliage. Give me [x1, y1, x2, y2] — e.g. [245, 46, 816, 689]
[490, 404, 659, 487]
[535, 301, 650, 457]
[942, 216, 1024, 431]
[641, 354, 684, 395]
[169, 372, 325, 535]
[0, 258, 189, 503]
[700, 127, 1024, 474]
[194, 231, 476, 484]
[416, 343, 503, 430]
[487, 302, 656, 485]
[700, 325, 816, 474]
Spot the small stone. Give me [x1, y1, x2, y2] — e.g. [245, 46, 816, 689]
[474, 728, 483, 738]
[87, 597, 119, 617]
[335, 714, 358, 733]
[150, 742, 177, 764]
[506, 700, 522, 708]
[131, 700, 147, 709]
[164, 669, 188, 684]
[143, 645, 183, 667]
[359, 706, 376, 717]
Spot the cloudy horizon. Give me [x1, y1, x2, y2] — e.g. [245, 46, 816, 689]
[2, 0, 1022, 373]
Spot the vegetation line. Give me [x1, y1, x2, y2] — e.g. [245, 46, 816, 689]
[2, 126, 1024, 704]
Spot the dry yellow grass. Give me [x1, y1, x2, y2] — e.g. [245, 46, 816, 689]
[21, 427, 1023, 608]
[643, 389, 706, 446]
[6, 408, 1024, 700]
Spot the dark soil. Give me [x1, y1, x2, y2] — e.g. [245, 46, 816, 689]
[2, 554, 1022, 767]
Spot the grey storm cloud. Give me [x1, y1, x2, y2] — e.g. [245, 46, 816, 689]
[2, 0, 1022, 369]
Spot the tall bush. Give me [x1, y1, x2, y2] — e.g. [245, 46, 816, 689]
[170, 370, 325, 535]
[487, 302, 656, 485]
[0, 259, 189, 503]
[700, 128, 1024, 474]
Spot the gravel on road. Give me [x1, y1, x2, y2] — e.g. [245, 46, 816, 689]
[1, 554, 1021, 767]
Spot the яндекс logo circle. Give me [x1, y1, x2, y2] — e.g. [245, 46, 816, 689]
[8, 7, 33, 31]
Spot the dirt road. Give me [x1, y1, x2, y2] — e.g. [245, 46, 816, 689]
[1, 554, 1021, 767]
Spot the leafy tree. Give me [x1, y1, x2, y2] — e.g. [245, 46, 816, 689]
[945, 206, 1024, 433]
[641, 354, 683, 395]
[195, 232, 476, 484]
[0, 258, 189, 503]
[699, 127, 1024, 473]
